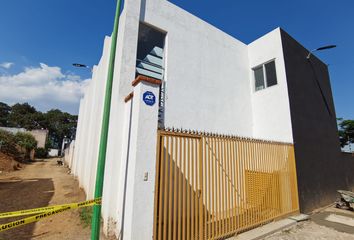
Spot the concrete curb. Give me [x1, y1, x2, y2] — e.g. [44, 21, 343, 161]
[230, 215, 308, 240]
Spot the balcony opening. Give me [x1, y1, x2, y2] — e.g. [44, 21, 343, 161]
[136, 23, 166, 128]
[136, 23, 166, 80]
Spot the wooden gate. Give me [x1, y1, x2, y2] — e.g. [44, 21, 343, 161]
[153, 130, 299, 240]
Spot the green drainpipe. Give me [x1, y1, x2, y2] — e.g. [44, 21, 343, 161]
[91, 0, 123, 239]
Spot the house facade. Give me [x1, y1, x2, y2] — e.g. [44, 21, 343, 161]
[68, 0, 353, 239]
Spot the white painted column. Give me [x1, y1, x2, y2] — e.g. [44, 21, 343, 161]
[115, 96, 133, 237]
[123, 79, 160, 240]
[101, 0, 142, 235]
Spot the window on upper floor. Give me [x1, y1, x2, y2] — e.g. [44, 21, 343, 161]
[253, 60, 277, 92]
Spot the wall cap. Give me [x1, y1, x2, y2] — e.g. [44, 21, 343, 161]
[124, 92, 134, 102]
[132, 75, 162, 87]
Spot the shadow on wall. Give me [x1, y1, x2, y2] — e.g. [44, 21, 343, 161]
[341, 153, 354, 192]
[280, 29, 354, 213]
[0, 178, 54, 240]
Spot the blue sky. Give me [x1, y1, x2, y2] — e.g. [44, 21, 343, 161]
[0, 0, 353, 118]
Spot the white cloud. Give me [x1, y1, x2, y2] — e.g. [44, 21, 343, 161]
[0, 63, 90, 114]
[0, 62, 14, 69]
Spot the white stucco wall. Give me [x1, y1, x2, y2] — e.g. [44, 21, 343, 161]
[141, 0, 253, 136]
[71, 35, 110, 210]
[70, 1, 296, 239]
[64, 140, 75, 168]
[122, 81, 160, 240]
[101, 0, 142, 235]
[248, 28, 293, 143]
[70, 0, 143, 236]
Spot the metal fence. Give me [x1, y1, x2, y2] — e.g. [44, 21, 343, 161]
[153, 129, 299, 240]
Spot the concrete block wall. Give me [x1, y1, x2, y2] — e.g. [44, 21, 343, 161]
[29, 129, 48, 148]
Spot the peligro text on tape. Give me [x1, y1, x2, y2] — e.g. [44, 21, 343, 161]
[0, 198, 101, 219]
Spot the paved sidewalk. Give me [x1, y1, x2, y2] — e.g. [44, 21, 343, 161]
[264, 221, 353, 240]
[311, 206, 354, 235]
[264, 207, 354, 240]
[231, 206, 354, 240]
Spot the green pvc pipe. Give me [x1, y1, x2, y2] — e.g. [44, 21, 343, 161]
[91, 0, 123, 239]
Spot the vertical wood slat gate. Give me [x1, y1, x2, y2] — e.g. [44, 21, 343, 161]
[153, 130, 299, 240]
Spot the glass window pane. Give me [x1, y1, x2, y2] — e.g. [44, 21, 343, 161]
[265, 61, 277, 87]
[254, 66, 265, 91]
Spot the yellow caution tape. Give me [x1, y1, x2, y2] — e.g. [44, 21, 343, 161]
[0, 198, 101, 219]
[0, 198, 101, 233]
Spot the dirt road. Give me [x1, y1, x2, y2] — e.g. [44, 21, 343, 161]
[0, 159, 91, 240]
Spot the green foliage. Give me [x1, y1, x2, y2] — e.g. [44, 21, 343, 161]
[43, 109, 77, 149]
[0, 129, 19, 156]
[15, 132, 37, 151]
[0, 129, 39, 161]
[7, 103, 39, 130]
[45, 140, 53, 150]
[35, 147, 48, 158]
[79, 207, 93, 228]
[0, 102, 11, 126]
[0, 102, 78, 149]
[337, 118, 354, 147]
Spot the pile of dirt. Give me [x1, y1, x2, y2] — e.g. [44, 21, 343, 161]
[0, 152, 22, 172]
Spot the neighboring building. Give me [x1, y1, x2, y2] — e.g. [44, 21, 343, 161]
[70, 0, 354, 239]
[29, 129, 48, 148]
[48, 149, 59, 157]
[0, 127, 26, 134]
[342, 143, 354, 153]
[0, 127, 48, 148]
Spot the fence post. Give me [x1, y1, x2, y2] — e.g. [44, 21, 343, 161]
[123, 77, 161, 240]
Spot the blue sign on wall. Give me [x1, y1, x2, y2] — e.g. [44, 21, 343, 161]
[143, 91, 156, 106]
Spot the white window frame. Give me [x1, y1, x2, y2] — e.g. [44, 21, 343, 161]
[253, 59, 277, 92]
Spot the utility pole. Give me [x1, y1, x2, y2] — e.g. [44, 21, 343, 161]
[91, 0, 123, 239]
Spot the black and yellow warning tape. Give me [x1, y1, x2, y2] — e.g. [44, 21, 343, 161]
[0, 198, 101, 233]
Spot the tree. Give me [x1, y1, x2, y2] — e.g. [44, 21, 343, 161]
[338, 118, 354, 148]
[43, 109, 78, 149]
[0, 102, 78, 150]
[0, 102, 11, 126]
[7, 103, 42, 130]
[0, 130, 38, 161]
[0, 129, 19, 156]
[15, 132, 37, 160]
